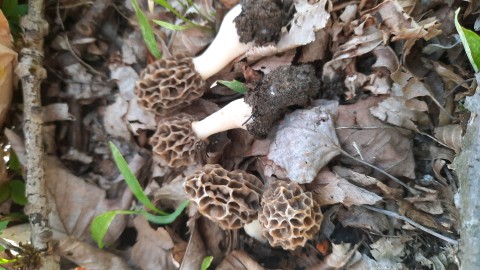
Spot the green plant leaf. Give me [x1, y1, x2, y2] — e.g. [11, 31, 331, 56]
[0, 221, 8, 234]
[109, 142, 167, 215]
[7, 151, 21, 175]
[200, 255, 213, 270]
[153, 20, 191, 31]
[9, 180, 26, 206]
[455, 8, 480, 72]
[0, 257, 16, 265]
[131, 0, 162, 59]
[91, 210, 137, 248]
[217, 80, 248, 94]
[141, 200, 189, 224]
[0, 186, 9, 205]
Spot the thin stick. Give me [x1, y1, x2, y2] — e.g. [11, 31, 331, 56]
[338, 148, 420, 195]
[362, 205, 458, 245]
[16, 0, 60, 268]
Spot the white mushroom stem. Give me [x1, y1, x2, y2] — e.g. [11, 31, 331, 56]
[191, 98, 252, 140]
[243, 219, 267, 243]
[192, 5, 253, 79]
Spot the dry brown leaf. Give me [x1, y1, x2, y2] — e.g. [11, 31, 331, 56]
[370, 237, 410, 262]
[367, 0, 441, 41]
[170, 27, 214, 56]
[103, 95, 131, 140]
[337, 206, 391, 233]
[369, 96, 430, 132]
[332, 26, 383, 60]
[179, 221, 207, 270]
[299, 29, 329, 63]
[131, 216, 177, 270]
[307, 168, 382, 207]
[268, 105, 341, 184]
[55, 237, 130, 270]
[217, 250, 265, 270]
[336, 96, 416, 179]
[251, 50, 295, 74]
[43, 103, 75, 122]
[333, 166, 403, 197]
[434, 125, 462, 154]
[0, 11, 16, 127]
[45, 155, 134, 243]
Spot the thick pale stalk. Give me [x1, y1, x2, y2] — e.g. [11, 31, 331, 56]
[192, 5, 253, 79]
[191, 99, 252, 140]
[243, 219, 267, 243]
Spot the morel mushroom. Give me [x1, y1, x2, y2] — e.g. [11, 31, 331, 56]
[258, 180, 322, 250]
[183, 164, 264, 230]
[136, 3, 288, 116]
[149, 113, 203, 168]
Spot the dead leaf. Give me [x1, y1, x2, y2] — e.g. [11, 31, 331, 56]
[337, 206, 391, 233]
[109, 65, 139, 100]
[434, 125, 462, 154]
[0, 11, 16, 127]
[332, 26, 383, 60]
[103, 95, 132, 140]
[131, 216, 177, 270]
[55, 236, 130, 270]
[336, 96, 416, 179]
[369, 96, 430, 132]
[333, 166, 403, 197]
[307, 168, 382, 207]
[179, 220, 207, 270]
[217, 250, 265, 270]
[299, 29, 329, 63]
[370, 237, 410, 262]
[268, 105, 341, 184]
[43, 103, 75, 122]
[251, 50, 296, 74]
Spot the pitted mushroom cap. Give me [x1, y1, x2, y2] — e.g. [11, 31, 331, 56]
[259, 180, 322, 250]
[184, 164, 264, 230]
[135, 54, 206, 116]
[149, 113, 202, 168]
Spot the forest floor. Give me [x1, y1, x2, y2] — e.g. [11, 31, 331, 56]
[0, 0, 479, 269]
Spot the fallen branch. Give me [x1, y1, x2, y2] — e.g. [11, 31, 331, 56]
[15, 0, 59, 268]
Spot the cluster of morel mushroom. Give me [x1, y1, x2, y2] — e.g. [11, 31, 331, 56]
[135, 2, 323, 250]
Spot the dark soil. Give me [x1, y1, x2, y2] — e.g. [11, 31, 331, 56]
[234, 0, 288, 44]
[245, 65, 321, 137]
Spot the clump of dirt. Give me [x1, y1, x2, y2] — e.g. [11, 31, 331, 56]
[245, 65, 321, 137]
[234, 0, 287, 45]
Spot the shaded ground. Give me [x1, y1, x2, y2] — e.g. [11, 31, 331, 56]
[1, 0, 479, 269]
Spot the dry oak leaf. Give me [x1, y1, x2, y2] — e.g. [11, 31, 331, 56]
[268, 105, 341, 184]
[45, 155, 134, 243]
[336, 96, 416, 179]
[217, 250, 265, 270]
[337, 206, 391, 233]
[131, 216, 177, 270]
[367, 0, 441, 42]
[0, 10, 16, 127]
[306, 168, 382, 207]
[434, 124, 462, 154]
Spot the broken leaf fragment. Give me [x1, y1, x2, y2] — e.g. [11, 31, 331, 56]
[268, 105, 341, 184]
[0, 10, 16, 127]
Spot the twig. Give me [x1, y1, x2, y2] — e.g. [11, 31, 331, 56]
[338, 148, 421, 195]
[362, 205, 458, 245]
[15, 0, 60, 269]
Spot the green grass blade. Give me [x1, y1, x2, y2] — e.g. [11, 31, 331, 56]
[0, 221, 8, 234]
[109, 142, 167, 215]
[217, 80, 248, 94]
[131, 0, 162, 59]
[141, 200, 189, 224]
[91, 210, 137, 248]
[455, 8, 480, 72]
[153, 20, 191, 31]
[200, 256, 213, 270]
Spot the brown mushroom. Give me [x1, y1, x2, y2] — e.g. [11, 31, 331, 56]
[258, 180, 323, 250]
[136, 5, 252, 116]
[183, 164, 264, 230]
[136, 54, 206, 116]
[149, 113, 203, 168]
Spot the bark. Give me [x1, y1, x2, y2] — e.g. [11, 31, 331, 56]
[15, 0, 59, 268]
[454, 73, 480, 270]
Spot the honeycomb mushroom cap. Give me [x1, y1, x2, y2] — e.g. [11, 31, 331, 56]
[184, 164, 264, 230]
[259, 180, 322, 250]
[136, 54, 206, 116]
[150, 113, 202, 168]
